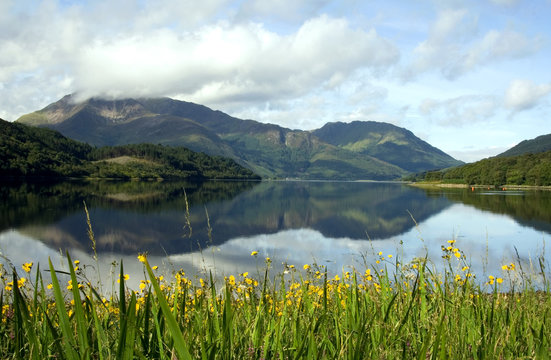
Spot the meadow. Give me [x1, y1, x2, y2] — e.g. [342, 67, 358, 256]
[1, 238, 550, 359]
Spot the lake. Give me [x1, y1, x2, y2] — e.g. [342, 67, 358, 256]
[1, 179, 550, 290]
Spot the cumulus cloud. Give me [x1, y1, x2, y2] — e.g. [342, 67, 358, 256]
[419, 94, 498, 126]
[504, 79, 551, 111]
[403, 8, 542, 80]
[74, 15, 399, 105]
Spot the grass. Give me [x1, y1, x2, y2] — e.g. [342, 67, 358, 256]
[1, 242, 550, 359]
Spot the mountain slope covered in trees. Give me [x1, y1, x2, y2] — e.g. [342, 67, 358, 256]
[0, 118, 259, 180]
[17, 95, 462, 180]
[497, 133, 551, 157]
[409, 151, 551, 186]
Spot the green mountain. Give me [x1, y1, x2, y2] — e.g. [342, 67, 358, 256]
[497, 133, 551, 157]
[312, 121, 463, 173]
[409, 150, 551, 186]
[17, 95, 462, 179]
[0, 118, 259, 180]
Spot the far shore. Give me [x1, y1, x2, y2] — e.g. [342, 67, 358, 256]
[408, 182, 551, 191]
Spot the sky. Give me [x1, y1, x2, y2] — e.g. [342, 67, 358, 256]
[1, 0, 550, 162]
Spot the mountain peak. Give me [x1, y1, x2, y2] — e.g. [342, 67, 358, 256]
[16, 95, 462, 179]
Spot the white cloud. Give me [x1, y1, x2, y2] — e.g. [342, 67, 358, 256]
[419, 94, 498, 126]
[74, 15, 399, 106]
[504, 79, 551, 111]
[403, 8, 542, 80]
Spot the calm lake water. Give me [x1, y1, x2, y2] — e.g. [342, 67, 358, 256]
[1, 180, 550, 289]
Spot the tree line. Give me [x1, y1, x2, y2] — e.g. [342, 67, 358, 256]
[407, 151, 551, 186]
[0, 119, 260, 180]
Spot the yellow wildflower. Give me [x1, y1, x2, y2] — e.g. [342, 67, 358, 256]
[251, 251, 258, 256]
[496, 278, 503, 284]
[117, 274, 130, 283]
[137, 253, 147, 263]
[22, 262, 33, 273]
[303, 264, 310, 270]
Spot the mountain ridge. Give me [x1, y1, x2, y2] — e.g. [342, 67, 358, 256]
[0, 118, 259, 180]
[496, 133, 551, 158]
[17, 95, 463, 180]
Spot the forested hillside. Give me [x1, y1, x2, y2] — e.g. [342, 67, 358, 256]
[497, 133, 551, 157]
[408, 151, 551, 186]
[0, 118, 259, 180]
[17, 95, 462, 180]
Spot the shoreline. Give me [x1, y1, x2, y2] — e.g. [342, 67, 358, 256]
[408, 182, 551, 191]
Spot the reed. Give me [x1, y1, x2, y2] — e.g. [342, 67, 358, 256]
[1, 243, 550, 359]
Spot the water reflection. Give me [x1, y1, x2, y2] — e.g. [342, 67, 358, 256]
[1, 180, 452, 255]
[1, 180, 550, 288]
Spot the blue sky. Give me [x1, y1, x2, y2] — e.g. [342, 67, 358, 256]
[1, 0, 550, 162]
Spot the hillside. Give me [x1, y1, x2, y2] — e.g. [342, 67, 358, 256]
[497, 133, 551, 157]
[312, 121, 463, 173]
[408, 150, 551, 186]
[17, 95, 462, 180]
[0, 118, 259, 180]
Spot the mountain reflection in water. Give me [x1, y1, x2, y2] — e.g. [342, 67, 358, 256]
[2, 180, 551, 288]
[2, 180, 455, 255]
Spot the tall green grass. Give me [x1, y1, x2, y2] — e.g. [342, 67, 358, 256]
[1, 244, 550, 359]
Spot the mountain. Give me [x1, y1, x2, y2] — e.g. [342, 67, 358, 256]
[497, 133, 551, 157]
[312, 121, 463, 173]
[0, 118, 259, 180]
[17, 95, 462, 179]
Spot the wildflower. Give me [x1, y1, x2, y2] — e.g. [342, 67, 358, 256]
[496, 278, 503, 284]
[251, 251, 258, 256]
[388, 254, 393, 259]
[47, 283, 53, 290]
[152, 266, 158, 270]
[378, 251, 383, 256]
[241, 272, 249, 278]
[447, 240, 456, 244]
[303, 264, 310, 270]
[265, 257, 271, 263]
[462, 266, 469, 271]
[22, 262, 33, 273]
[137, 253, 147, 263]
[454, 252, 461, 259]
[139, 280, 147, 291]
[117, 274, 130, 283]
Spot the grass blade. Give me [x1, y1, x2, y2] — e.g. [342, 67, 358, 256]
[144, 258, 192, 360]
